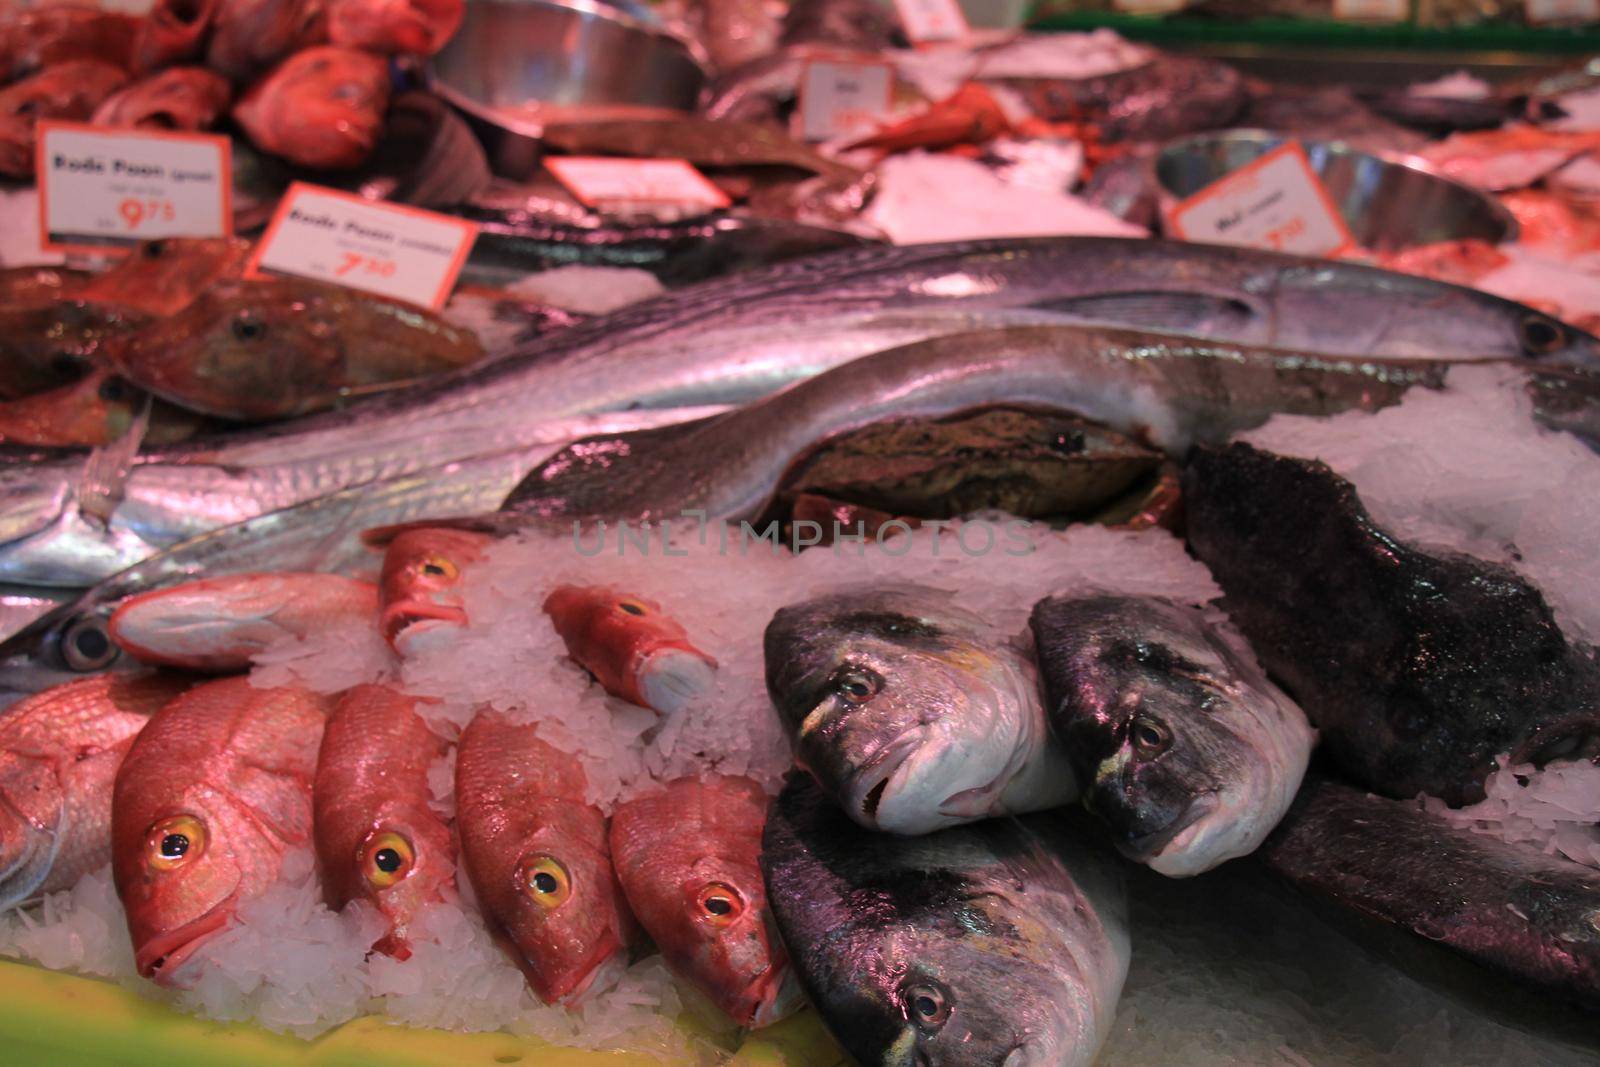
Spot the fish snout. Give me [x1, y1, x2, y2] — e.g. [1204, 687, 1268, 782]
[381, 599, 467, 656]
[744, 962, 806, 1029]
[557, 943, 630, 1007]
[134, 908, 231, 984]
[634, 647, 717, 716]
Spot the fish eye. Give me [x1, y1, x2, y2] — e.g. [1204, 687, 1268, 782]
[231, 314, 267, 342]
[521, 855, 571, 909]
[142, 239, 166, 258]
[1520, 315, 1566, 356]
[98, 378, 126, 402]
[147, 814, 206, 871]
[900, 981, 952, 1031]
[696, 882, 744, 925]
[418, 555, 458, 580]
[1131, 716, 1172, 757]
[832, 667, 879, 704]
[361, 830, 415, 888]
[60, 616, 118, 671]
[617, 600, 647, 616]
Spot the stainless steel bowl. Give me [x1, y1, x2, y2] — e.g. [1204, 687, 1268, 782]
[430, 0, 706, 178]
[1153, 129, 1518, 251]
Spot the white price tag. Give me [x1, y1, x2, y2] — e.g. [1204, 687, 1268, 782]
[1333, 0, 1409, 21]
[247, 183, 479, 310]
[1525, 0, 1599, 22]
[893, 0, 969, 43]
[1166, 141, 1355, 258]
[798, 59, 894, 142]
[37, 122, 231, 254]
[545, 157, 732, 210]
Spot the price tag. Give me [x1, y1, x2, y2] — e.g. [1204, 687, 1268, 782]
[36, 122, 231, 254]
[1525, 0, 1599, 22]
[1165, 141, 1354, 258]
[892, 0, 969, 43]
[798, 59, 894, 142]
[1333, 0, 1409, 21]
[545, 157, 732, 210]
[247, 183, 479, 310]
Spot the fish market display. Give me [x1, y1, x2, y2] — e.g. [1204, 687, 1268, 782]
[0, 674, 190, 911]
[1030, 596, 1314, 876]
[313, 684, 453, 959]
[765, 586, 1076, 834]
[762, 773, 1131, 1067]
[608, 775, 798, 1027]
[111, 677, 331, 982]
[544, 586, 718, 716]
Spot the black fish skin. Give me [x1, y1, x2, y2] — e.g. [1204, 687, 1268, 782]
[1183, 443, 1600, 804]
[760, 773, 1128, 1067]
[1262, 776, 1600, 1012]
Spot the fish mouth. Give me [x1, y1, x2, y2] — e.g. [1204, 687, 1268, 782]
[135, 909, 231, 984]
[743, 963, 805, 1029]
[1119, 794, 1218, 864]
[556, 944, 630, 1007]
[380, 599, 467, 652]
[846, 732, 924, 829]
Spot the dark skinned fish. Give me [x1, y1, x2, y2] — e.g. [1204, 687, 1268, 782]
[540, 118, 860, 183]
[0, 267, 140, 400]
[1262, 776, 1600, 1012]
[761, 773, 1129, 1067]
[1030, 595, 1313, 877]
[1183, 443, 1600, 804]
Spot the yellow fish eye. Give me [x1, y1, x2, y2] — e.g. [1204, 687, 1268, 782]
[361, 831, 415, 888]
[697, 882, 744, 926]
[147, 814, 206, 871]
[617, 599, 648, 617]
[521, 856, 571, 909]
[419, 555, 458, 580]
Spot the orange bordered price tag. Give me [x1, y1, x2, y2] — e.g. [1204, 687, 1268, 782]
[798, 58, 895, 142]
[36, 121, 231, 254]
[892, 0, 969, 43]
[1165, 141, 1354, 257]
[545, 157, 732, 211]
[247, 183, 479, 311]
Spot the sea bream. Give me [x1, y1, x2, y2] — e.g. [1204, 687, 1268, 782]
[1, 236, 1594, 589]
[762, 773, 1130, 1067]
[609, 776, 800, 1027]
[111, 677, 331, 983]
[0, 674, 191, 911]
[1029, 595, 1314, 877]
[764, 586, 1076, 835]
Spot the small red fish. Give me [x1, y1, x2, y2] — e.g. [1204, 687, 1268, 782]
[0, 674, 192, 912]
[610, 776, 800, 1027]
[130, 0, 221, 74]
[543, 586, 717, 715]
[112, 678, 331, 983]
[233, 45, 387, 169]
[0, 369, 154, 449]
[454, 710, 637, 1004]
[93, 67, 233, 132]
[313, 684, 453, 959]
[78, 236, 253, 318]
[847, 83, 1011, 154]
[206, 0, 327, 82]
[109, 573, 380, 673]
[327, 0, 463, 55]
[0, 6, 138, 81]
[0, 60, 129, 177]
[378, 527, 492, 655]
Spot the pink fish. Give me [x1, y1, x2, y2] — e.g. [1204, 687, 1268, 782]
[232, 45, 389, 169]
[327, 0, 462, 55]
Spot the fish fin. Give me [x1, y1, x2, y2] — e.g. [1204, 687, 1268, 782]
[77, 392, 151, 531]
[1028, 290, 1261, 334]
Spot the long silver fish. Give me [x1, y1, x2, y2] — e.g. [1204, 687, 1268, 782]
[2, 237, 1593, 587]
[764, 586, 1075, 835]
[761, 773, 1130, 1067]
[1029, 595, 1314, 877]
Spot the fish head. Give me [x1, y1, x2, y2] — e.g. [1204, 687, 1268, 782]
[1035, 596, 1311, 877]
[765, 588, 1034, 835]
[348, 804, 457, 959]
[82, 237, 251, 316]
[112, 781, 277, 984]
[478, 801, 633, 1005]
[820, 909, 1087, 1067]
[0, 752, 65, 909]
[543, 585, 716, 714]
[379, 527, 491, 655]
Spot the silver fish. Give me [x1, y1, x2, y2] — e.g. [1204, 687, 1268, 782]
[1, 237, 1592, 587]
[761, 773, 1129, 1067]
[1030, 595, 1314, 877]
[764, 586, 1076, 835]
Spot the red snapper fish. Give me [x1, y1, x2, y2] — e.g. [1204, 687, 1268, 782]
[0, 674, 191, 912]
[93, 67, 232, 131]
[0, 5, 138, 81]
[0, 60, 128, 177]
[78, 236, 254, 318]
[327, 0, 463, 55]
[609, 776, 800, 1027]
[313, 684, 453, 959]
[378, 526, 492, 655]
[543, 586, 717, 715]
[112, 677, 331, 983]
[455, 710, 637, 1004]
[206, 0, 327, 82]
[232, 45, 389, 169]
[130, 0, 220, 74]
